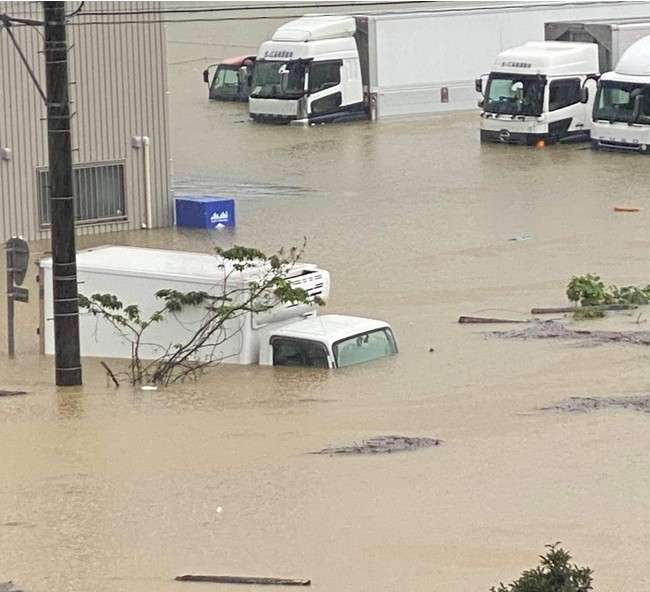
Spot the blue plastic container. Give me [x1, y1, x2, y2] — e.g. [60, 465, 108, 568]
[175, 196, 236, 229]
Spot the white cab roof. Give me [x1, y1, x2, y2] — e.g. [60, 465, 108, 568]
[616, 35, 650, 75]
[495, 41, 599, 75]
[270, 314, 391, 343]
[272, 16, 356, 42]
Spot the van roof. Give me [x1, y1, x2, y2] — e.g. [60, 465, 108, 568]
[270, 314, 391, 343]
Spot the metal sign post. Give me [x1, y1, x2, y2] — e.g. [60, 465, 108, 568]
[6, 237, 30, 358]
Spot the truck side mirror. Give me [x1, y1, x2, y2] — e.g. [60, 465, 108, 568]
[632, 94, 644, 121]
[579, 86, 589, 104]
[475, 78, 483, 94]
[278, 64, 289, 93]
[238, 65, 249, 85]
[202, 69, 209, 84]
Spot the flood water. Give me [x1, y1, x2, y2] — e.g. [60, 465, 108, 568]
[3, 3, 650, 591]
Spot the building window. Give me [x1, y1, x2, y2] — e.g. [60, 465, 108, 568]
[38, 162, 126, 226]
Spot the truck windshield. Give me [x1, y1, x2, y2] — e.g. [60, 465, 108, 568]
[333, 328, 398, 368]
[485, 74, 545, 116]
[250, 59, 306, 99]
[593, 81, 650, 124]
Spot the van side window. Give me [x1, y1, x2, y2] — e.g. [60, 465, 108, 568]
[549, 79, 581, 111]
[308, 61, 342, 93]
[271, 337, 329, 368]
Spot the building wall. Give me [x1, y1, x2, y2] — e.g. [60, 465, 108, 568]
[0, 1, 172, 243]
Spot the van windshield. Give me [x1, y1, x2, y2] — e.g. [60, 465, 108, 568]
[593, 81, 650, 124]
[250, 59, 306, 99]
[333, 328, 398, 368]
[485, 74, 545, 116]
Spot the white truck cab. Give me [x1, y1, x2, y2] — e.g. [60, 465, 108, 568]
[478, 41, 599, 145]
[260, 314, 398, 368]
[591, 35, 650, 152]
[249, 15, 366, 124]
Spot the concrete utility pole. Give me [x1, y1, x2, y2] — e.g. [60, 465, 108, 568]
[43, 1, 82, 386]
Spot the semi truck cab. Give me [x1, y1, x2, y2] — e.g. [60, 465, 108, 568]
[477, 41, 599, 145]
[591, 35, 650, 152]
[203, 55, 256, 101]
[249, 16, 367, 124]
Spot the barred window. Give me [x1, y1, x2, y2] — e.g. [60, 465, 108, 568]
[38, 163, 126, 226]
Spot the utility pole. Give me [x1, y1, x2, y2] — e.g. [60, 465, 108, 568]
[43, 2, 82, 386]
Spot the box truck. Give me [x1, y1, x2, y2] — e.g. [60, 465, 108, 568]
[591, 35, 650, 153]
[247, 2, 650, 125]
[38, 246, 398, 369]
[203, 55, 256, 101]
[476, 41, 600, 145]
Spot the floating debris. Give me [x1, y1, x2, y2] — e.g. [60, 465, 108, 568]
[0, 390, 27, 398]
[312, 435, 442, 455]
[541, 395, 650, 414]
[492, 320, 650, 346]
[614, 206, 642, 213]
[176, 575, 310, 586]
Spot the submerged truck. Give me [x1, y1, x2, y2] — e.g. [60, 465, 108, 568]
[203, 55, 256, 101]
[476, 41, 600, 145]
[477, 18, 650, 145]
[38, 246, 398, 369]
[248, 2, 650, 125]
[591, 35, 650, 153]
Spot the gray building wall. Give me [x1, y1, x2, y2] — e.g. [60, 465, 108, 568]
[0, 1, 172, 243]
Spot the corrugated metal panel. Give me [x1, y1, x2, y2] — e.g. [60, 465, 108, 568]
[0, 1, 172, 243]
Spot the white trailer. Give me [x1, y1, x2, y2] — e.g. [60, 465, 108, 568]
[248, 1, 650, 124]
[591, 35, 650, 153]
[545, 17, 650, 73]
[38, 246, 398, 369]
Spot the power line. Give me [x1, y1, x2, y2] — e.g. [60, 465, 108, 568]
[74, 1, 436, 16]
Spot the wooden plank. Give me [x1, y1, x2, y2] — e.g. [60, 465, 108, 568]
[175, 575, 311, 586]
[458, 316, 527, 324]
[531, 305, 636, 314]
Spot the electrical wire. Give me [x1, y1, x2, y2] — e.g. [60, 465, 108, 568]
[67, 2, 85, 18]
[74, 1, 440, 17]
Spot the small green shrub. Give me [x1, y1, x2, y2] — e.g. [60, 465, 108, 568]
[573, 306, 605, 320]
[490, 543, 593, 592]
[610, 285, 650, 306]
[566, 274, 610, 307]
[566, 274, 650, 319]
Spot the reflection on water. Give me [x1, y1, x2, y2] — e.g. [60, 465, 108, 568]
[57, 389, 85, 419]
[2, 2, 650, 591]
[173, 172, 316, 201]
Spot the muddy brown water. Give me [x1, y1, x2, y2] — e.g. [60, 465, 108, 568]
[2, 3, 650, 591]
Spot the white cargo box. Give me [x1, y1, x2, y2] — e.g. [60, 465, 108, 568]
[38, 246, 330, 363]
